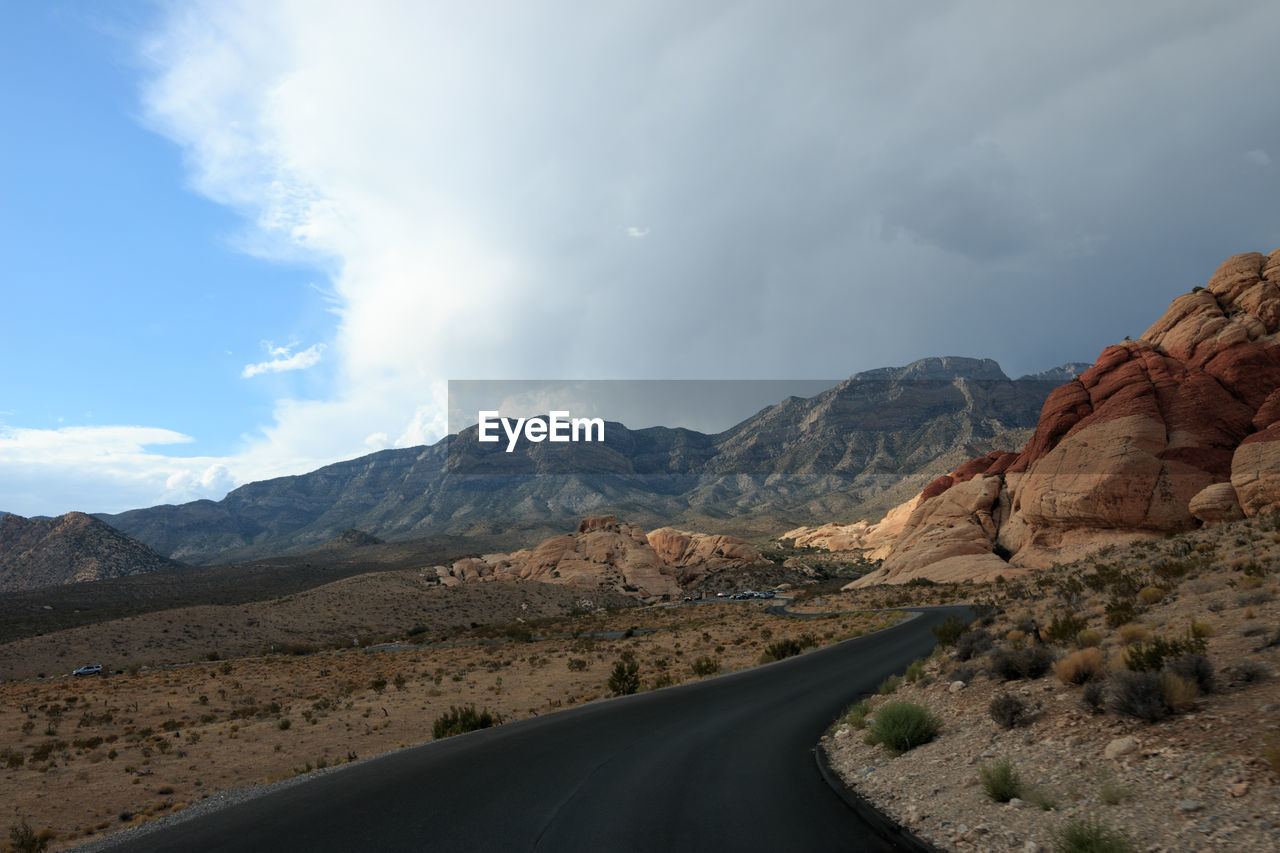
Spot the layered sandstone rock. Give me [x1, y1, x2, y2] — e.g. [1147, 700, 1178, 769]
[849, 249, 1280, 586]
[433, 515, 766, 598]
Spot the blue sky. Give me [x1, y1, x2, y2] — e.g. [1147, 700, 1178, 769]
[2, 3, 325, 454]
[3, 1, 1280, 516]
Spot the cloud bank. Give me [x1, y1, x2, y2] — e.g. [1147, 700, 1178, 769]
[7, 0, 1280, 515]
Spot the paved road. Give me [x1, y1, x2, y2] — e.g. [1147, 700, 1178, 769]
[96, 606, 968, 853]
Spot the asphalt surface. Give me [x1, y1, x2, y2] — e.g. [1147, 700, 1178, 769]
[95, 606, 969, 853]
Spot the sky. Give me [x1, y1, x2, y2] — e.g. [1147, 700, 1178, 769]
[2, 1, 1279, 517]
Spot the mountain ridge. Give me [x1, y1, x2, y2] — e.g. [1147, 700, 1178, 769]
[89, 357, 1074, 566]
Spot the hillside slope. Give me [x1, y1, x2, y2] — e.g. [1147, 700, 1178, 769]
[0, 512, 179, 592]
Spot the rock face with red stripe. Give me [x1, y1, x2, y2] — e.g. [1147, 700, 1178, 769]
[852, 250, 1280, 586]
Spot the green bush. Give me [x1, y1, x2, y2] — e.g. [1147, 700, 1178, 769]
[1108, 671, 1169, 722]
[432, 705, 499, 739]
[1046, 612, 1088, 644]
[877, 674, 902, 695]
[842, 699, 872, 730]
[7, 819, 49, 853]
[1123, 635, 1207, 672]
[1053, 816, 1135, 853]
[608, 658, 641, 696]
[931, 616, 970, 648]
[904, 659, 925, 683]
[689, 656, 720, 676]
[979, 759, 1022, 802]
[864, 701, 941, 756]
[989, 645, 1054, 681]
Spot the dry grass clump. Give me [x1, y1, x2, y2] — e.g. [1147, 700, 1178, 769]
[1117, 623, 1150, 645]
[1054, 647, 1106, 685]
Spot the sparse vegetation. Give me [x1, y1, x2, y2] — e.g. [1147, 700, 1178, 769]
[1052, 815, 1134, 853]
[931, 616, 970, 648]
[431, 705, 499, 739]
[864, 701, 941, 756]
[978, 758, 1022, 802]
[988, 693, 1028, 729]
[1055, 648, 1105, 685]
[607, 657, 641, 696]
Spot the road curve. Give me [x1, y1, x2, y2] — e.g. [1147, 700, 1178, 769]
[93, 606, 970, 853]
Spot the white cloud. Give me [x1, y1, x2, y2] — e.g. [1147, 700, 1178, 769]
[15, 0, 1280, 518]
[241, 341, 326, 378]
[0, 425, 238, 516]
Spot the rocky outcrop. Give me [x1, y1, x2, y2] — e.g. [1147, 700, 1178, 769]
[432, 516, 767, 599]
[851, 250, 1280, 586]
[0, 512, 179, 593]
[781, 495, 920, 558]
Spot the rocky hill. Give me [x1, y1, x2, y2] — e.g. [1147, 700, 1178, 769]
[849, 249, 1280, 585]
[0, 512, 179, 592]
[96, 358, 1068, 564]
[432, 515, 768, 599]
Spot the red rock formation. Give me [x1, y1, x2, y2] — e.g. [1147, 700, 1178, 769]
[434, 516, 767, 598]
[852, 249, 1280, 586]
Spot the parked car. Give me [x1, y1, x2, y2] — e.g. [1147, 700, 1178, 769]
[72, 664, 103, 677]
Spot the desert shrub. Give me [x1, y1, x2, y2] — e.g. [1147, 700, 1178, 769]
[864, 701, 941, 756]
[948, 664, 976, 684]
[28, 741, 66, 763]
[432, 705, 499, 739]
[1116, 623, 1149, 645]
[1054, 816, 1135, 853]
[988, 694, 1027, 729]
[1055, 648, 1106, 685]
[979, 759, 1022, 802]
[1123, 634, 1207, 672]
[931, 616, 971, 648]
[761, 638, 804, 662]
[1099, 775, 1131, 805]
[1076, 629, 1103, 648]
[608, 658, 641, 696]
[567, 658, 588, 672]
[277, 718, 291, 731]
[1264, 733, 1280, 775]
[7, 819, 49, 853]
[842, 699, 872, 730]
[1, 748, 24, 769]
[1046, 613, 1088, 644]
[877, 674, 902, 695]
[954, 628, 993, 661]
[989, 646, 1054, 681]
[1137, 586, 1164, 605]
[1227, 659, 1268, 683]
[1165, 654, 1214, 695]
[1161, 673, 1199, 713]
[1109, 671, 1170, 722]
[1105, 599, 1136, 628]
[689, 656, 720, 676]
[1082, 678, 1107, 713]
[904, 659, 925, 683]
[1189, 620, 1214, 639]
[1005, 629, 1027, 646]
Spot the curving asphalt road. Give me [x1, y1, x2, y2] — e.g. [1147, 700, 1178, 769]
[94, 606, 969, 853]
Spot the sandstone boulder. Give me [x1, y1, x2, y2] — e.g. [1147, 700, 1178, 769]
[1189, 482, 1245, 525]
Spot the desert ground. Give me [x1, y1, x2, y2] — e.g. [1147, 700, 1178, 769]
[0, 589, 899, 851]
[822, 515, 1280, 852]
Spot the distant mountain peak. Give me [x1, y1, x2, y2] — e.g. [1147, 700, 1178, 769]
[848, 356, 1010, 383]
[0, 512, 178, 593]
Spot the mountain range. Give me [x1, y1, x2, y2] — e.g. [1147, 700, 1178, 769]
[93, 357, 1073, 566]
